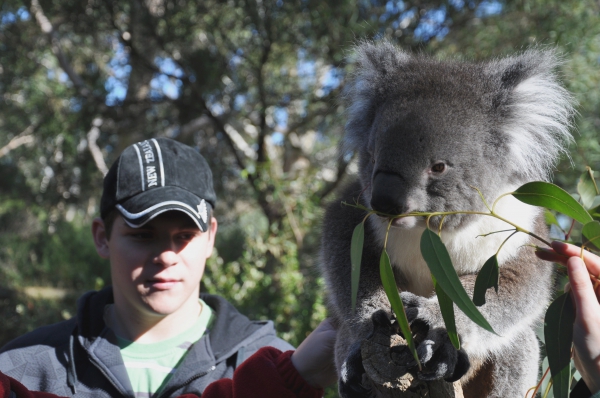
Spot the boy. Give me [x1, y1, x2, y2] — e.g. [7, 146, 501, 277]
[0, 138, 295, 397]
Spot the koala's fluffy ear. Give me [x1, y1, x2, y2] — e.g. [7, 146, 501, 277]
[342, 40, 411, 153]
[488, 49, 576, 181]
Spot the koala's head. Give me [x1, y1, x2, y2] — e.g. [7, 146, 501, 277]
[342, 41, 575, 230]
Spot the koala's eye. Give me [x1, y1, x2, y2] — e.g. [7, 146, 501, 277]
[431, 162, 446, 173]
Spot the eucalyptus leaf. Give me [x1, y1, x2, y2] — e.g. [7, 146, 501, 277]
[582, 221, 600, 251]
[350, 222, 365, 312]
[577, 167, 599, 209]
[589, 204, 600, 221]
[433, 275, 460, 349]
[420, 229, 495, 334]
[379, 250, 420, 367]
[544, 209, 561, 228]
[472, 255, 499, 306]
[544, 292, 575, 398]
[512, 182, 592, 225]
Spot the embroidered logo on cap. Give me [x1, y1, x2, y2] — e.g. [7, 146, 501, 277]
[135, 139, 165, 191]
[197, 199, 208, 224]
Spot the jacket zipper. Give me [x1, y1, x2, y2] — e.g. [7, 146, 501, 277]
[157, 365, 216, 398]
[90, 358, 135, 397]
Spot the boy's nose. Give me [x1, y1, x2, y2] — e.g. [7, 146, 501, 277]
[153, 240, 179, 267]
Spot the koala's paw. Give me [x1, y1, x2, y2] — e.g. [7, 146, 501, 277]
[339, 341, 372, 398]
[399, 291, 471, 382]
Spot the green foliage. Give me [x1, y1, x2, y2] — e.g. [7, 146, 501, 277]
[379, 248, 420, 366]
[0, 291, 80, 348]
[433, 275, 460, 350]
[513, 182, 592, 225]
[472, 255, 499, 307]
[420, 228, 495, 334]
[544, 292, 576, 398]
[350, 221, 365, 312]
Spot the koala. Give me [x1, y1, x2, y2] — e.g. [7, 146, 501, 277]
[319, 41, 575, 398]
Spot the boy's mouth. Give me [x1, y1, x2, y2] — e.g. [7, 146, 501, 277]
[147, 278, 181, 290]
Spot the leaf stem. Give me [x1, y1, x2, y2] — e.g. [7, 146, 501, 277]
[344, 198, 555, 248]
[495, 231, 519, 256]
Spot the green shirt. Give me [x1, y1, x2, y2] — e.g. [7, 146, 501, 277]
[112, 300, 213, 398]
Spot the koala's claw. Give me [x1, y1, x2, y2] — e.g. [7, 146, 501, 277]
[398, 292, 471, 383]
[444, 348, 470, 382]
[339, 341, 372, 398]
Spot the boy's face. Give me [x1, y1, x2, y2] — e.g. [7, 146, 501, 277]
[92, 211, 217, 320]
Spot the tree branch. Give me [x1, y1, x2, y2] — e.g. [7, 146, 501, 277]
[87, 118, 109, 176]
[30, 0, 90, 97]
[0, 126, 36, 158]
[317, 156, 352, 203]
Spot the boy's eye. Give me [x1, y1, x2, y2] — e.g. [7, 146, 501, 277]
[130, 232, 153, 239]
[177, 232, 197, 241]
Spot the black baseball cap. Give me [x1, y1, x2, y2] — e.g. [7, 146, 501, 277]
[100, 138, 216, 232]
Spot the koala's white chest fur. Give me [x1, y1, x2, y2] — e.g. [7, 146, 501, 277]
[370, 188, 541, 297]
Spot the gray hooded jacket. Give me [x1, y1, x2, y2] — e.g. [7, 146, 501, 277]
[0, 287, 293, 397]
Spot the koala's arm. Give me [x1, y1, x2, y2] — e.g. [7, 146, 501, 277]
[320, 182, 398, 363]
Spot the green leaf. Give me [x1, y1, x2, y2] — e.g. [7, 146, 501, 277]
[512, 182, 592, 225]
[544, 209, 561, 228]
[577, 167, 599, 209]
[433, 275, 460, 349]
[420, 229, 496, 334]
[589, 204, 600, 221]
[350, 222, 365, 312]
[379, 250, 420, 367]
[582, 221, 600, 251]
[545, 292, 575, 398]
[472, 255, 499, 306]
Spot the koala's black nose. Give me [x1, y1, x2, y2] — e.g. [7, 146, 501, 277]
[370, 171, 409, 216]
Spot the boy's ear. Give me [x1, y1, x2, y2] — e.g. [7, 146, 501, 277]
[205, 217, 218, 258]
[92, 217, 110, 259]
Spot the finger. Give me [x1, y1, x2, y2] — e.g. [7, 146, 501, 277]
[313, 318, 338, 340]
[566, 256, 600, 320]
[535, 247, 569, 266]
[552, 241, 600, 276]
[551, 241, 584, 256]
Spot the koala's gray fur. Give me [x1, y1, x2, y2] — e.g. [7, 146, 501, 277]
[320, 41, 575, 398]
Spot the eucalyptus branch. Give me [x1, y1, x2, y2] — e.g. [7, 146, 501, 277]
[495, 231, 519, 256]
[470, 185, 492, 212]
[384, 218, 394, 251]
[342, 203, 553, 247]
[477, 229, 517, 238]
[492, 192, 514, 213]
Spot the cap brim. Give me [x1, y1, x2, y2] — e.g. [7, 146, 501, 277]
[115, 187, 210, 232]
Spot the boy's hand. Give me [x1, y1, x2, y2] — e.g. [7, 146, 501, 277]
[536, 241, 600, 394]
[291, 319, 338, 388]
